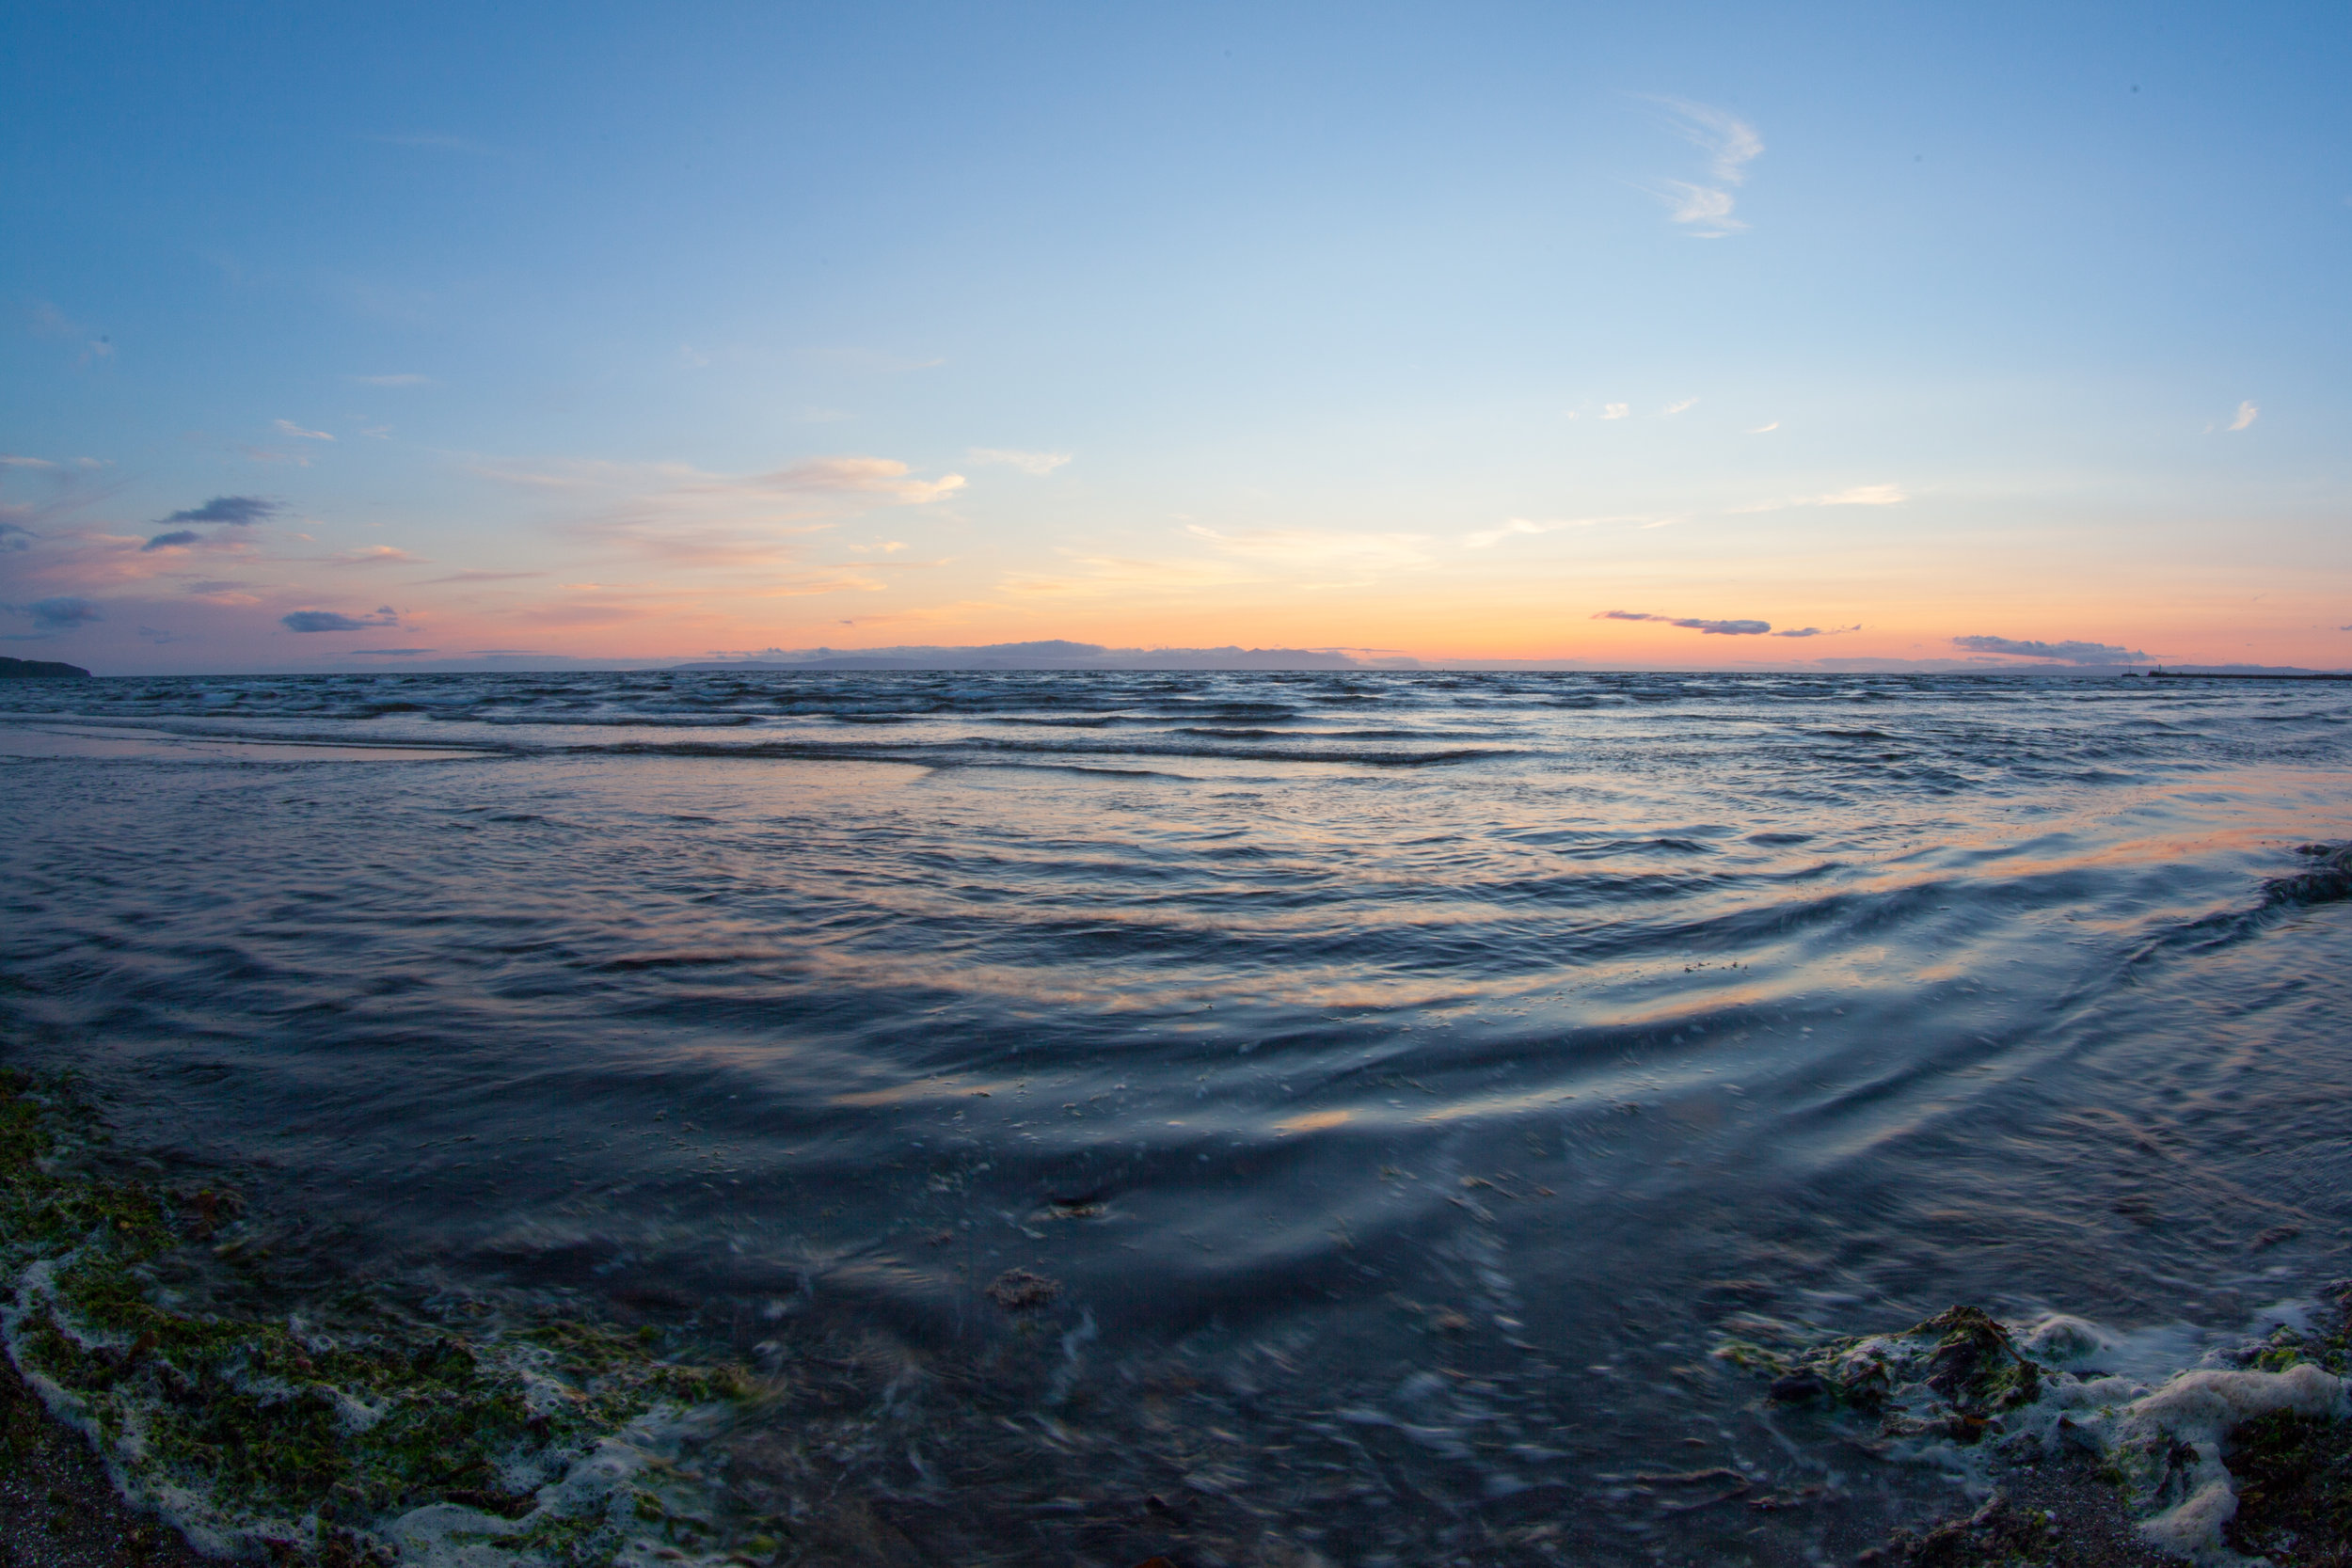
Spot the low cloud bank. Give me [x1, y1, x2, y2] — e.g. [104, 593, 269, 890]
[1, 596, 103, 635]
[1952, 635, 2152, 666]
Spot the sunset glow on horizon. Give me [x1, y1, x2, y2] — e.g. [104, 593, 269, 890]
[5, 3, 2346, 674]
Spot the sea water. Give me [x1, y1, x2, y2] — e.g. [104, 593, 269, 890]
[2, 668, 2347, 1563]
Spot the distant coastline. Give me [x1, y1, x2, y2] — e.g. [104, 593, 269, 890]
[2137, 667, 2352, 681]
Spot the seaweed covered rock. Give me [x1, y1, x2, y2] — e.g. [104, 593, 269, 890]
[1720, 1293, 2352, 1566]
[1719, 1304, 2042, 1440]
[2265, 842, 2352, 906]
[0, 1070, 755, 1565]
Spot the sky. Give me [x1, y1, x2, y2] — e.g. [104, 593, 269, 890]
[4, 0, 2348, 674]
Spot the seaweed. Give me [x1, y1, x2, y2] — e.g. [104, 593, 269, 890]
[1724, 1289, 2352, 1566]
[1724, 1304, 2041, 1438]
[2265, 842, 2352, 905]
[0, 1069, 752, 1565]
[2222, 1409, 2352, 1565]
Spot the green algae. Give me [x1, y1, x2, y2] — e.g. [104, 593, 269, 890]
[2222, 1408, 2352, 1565]
[0, 1069, 752, 1565]
[1722, 1291, 2352, 1565]
[2217, 1290, 2352, 1565]
[1717, 1305, 2042, 1440]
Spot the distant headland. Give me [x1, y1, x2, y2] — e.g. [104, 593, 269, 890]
[0, 656, 90, 679]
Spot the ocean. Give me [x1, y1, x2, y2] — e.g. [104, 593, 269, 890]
[2, 667, 2348, 1564]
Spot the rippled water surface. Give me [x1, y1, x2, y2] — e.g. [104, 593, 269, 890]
[5, 668, 2350, 1563]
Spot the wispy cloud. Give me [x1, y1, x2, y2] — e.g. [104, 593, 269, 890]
[478, 453, 967, 569]
[282, 606, 400, 633]
[274, 420, 335, 441]
[1662, 398, 1698, 415]
[1597, 610, 1771, 636]
[329, 546, 427, 566]
[1645, 98, 1762, 237]
[1730, 483, 1906, 514]
[1464, 515, 1637, 548]
[969, 447, 1073, 476]
[1749, 421, 1780, 435]
[28, 303, 112, 361]
[366, 133, 500, 156]
[1769, 624, 1862, 639]
[1001, 552, 1251, 600]
[2228, 400, 2259, 431]
[425, 569, 548, 585]
[1187, 525, 1430, 576]
[1599, 403, 1630, 420]
[351, 373, 432, 388]
[1662, 182, 1740, 231]
[1951, 634, 2153, 666]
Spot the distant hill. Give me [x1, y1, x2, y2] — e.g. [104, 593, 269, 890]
[0, 656, 91, 679]
[677, 641, 1395, 673]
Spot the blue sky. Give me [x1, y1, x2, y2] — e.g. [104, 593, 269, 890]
[4, 0, 2347, 672]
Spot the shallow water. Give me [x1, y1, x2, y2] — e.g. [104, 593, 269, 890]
[3, 669, 2349, 1563]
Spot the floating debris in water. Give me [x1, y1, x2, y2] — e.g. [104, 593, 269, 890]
[985, 1269, 1061, 1311]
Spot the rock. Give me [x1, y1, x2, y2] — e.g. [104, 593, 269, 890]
[1913, 1305, 2042, 1414]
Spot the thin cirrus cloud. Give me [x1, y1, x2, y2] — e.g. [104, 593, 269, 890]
[2228, 401, 2259, 431]
[1186, 525, 1431, 573]
[1597, 610, 1859, 639]
[1464, 515, 1639, 548]
[274, 420, 335, 441]
[480, 452, 967, 568]
[1598, 404, 1631, 420]
[1646, 97, 1762, 237]
[366, 133, 500, 156]
[329, 546, 428, 566]
[1951, 634, 2153, 665]
[969, 448, 1073, 476]
[1728, 483, 1906, 514]
[1661, 398, 1698, 415]
[424, 569, 548, 585]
